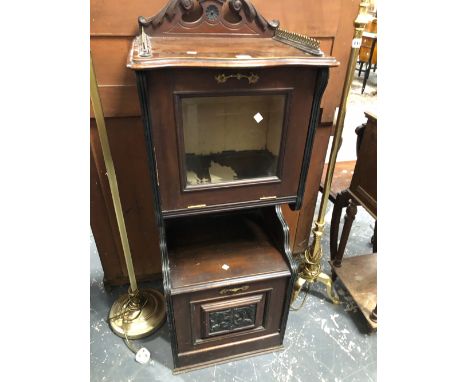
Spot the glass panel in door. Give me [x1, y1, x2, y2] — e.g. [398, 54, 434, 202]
[180, 94, 287, 188]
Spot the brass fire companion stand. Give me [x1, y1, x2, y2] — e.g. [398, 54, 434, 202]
[90, 54, 166, 346]
[291, 1, 372, 307]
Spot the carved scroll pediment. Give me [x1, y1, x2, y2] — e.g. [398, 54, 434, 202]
[138, 0, 279, 37]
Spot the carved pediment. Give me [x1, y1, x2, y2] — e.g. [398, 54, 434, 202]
[138, 0, 279, 37]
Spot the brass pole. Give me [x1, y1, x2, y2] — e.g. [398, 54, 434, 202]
[291, 1, 371, 306]
[90, 54, 138, 293]
[91, 52, 165, 340]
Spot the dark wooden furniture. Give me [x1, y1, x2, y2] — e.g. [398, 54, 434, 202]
[126, 0, 336, 371]
[329, 111, 377, 329]
[330, 111, 377, 265]
[90, 0, 362, 288]
[320, 160, 378, 248]
[165, 207, 293, 370]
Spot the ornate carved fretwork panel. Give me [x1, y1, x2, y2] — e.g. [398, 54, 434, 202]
[138, 0, 279, 37]
[208, 304, 257, 334]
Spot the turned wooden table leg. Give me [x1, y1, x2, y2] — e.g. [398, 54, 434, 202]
[361, 38, 377, 94]
[333, 199, 358, 268]
[330, 191, 350, 281]
[358, 61, 364, 76]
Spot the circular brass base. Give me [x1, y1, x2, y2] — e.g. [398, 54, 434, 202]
[109, 288, 166, 340]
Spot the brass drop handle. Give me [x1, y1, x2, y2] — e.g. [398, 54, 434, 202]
[215, 73, 259, 84]
[219, 286, 249, 295]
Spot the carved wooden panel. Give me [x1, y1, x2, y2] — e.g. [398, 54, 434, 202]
[177, 283, 276, 351]
[139, 0, 278, 37]
[200, 294, 264, 339]
[208, 304, 257, 334]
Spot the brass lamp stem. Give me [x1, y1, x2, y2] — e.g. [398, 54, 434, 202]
[91, 53, 165, 340]
[90, 54, 138, 293]
[291, 1, 372, 306]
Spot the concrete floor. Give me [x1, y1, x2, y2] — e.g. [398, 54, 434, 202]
[90, 70, 377, 382]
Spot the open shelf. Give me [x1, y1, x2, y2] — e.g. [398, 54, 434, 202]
[165, 210, 290, 291]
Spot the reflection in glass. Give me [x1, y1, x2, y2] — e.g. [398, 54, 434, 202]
[181, 94, 286, 187]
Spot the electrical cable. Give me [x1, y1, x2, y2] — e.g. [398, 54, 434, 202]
[107, 290, 149, 355]
[289, 282, 310, 311]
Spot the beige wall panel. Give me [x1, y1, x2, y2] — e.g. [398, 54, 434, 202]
[91, 37, 135, 85]
[92, 85, 141, 118]
[91, 117, 162, 283]
[90, 0, 342, 37]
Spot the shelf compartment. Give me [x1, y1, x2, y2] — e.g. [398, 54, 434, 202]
[165, 210, 290, 292]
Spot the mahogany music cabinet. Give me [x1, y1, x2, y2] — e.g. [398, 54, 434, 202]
[128, 0, 337, 372]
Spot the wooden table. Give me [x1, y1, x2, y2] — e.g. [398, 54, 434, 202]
[329, 111, 377, 329]
[358, 31, 377, 94]
[332, 253, 377, 330]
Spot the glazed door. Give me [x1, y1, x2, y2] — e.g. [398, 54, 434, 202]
[179, 93, 287, 189]
[146, 66, 318, 216]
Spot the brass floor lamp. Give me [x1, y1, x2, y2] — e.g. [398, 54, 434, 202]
[90, 53, 166, 355]
[291, 1, 372, 306]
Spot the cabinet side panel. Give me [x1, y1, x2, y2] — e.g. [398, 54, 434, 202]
[136, 71, 180, 367]
[285, 125, 331, 254]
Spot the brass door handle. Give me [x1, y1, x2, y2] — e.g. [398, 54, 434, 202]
[215, 73, 259, 84]
[219, 286, 249, 295]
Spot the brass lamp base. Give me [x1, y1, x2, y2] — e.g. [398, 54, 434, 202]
[291, 246, 340, 308]
[109, 288, 166, 340]
[292, 271, 340, 306]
